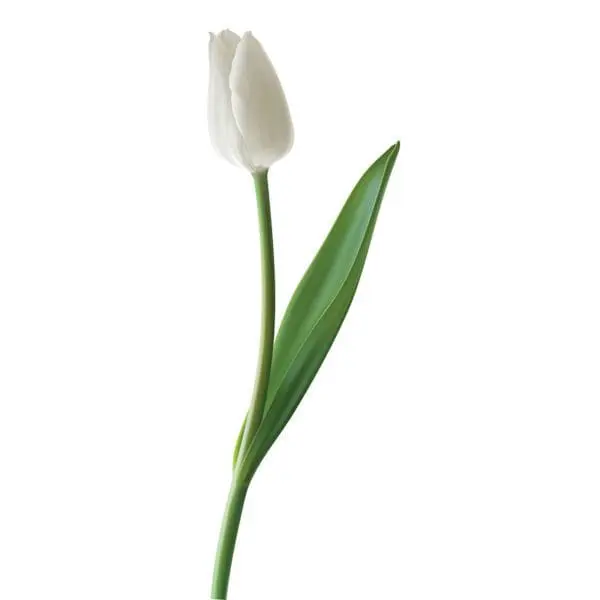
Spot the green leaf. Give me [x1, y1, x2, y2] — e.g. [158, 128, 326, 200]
[235, 141, 400, 481]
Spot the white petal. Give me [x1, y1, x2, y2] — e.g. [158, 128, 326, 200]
[229, 32, 294, 170]
[216, 29, 240, 54]
[207, 30, 252, 168]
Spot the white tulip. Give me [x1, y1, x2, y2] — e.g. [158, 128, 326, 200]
[208, 30, 294, 173]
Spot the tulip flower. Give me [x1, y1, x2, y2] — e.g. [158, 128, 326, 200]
[208, 30, 400, 600]
[208, 30, 293, 172]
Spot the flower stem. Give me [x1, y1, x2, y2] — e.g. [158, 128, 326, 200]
[238, 170, 276, 461]
[210, 481, 249, 600]
[211, 169, 275, 599]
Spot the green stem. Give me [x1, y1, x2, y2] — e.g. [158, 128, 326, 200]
[211, 481, 249, 599]
[238, 170, 276, 461]
[211, 169, 275, 599]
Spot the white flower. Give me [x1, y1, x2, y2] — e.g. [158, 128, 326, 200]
[208, 30, 294, 173]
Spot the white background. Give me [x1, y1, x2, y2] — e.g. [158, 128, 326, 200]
[1, 1, 599, 598]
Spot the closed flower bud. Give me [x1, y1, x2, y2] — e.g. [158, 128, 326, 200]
[208, 30, 294, 172]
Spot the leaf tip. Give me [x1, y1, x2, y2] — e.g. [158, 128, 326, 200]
[382, 140, 400, 172]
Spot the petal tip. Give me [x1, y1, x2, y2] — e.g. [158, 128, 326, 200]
[219, 28, 238, 38]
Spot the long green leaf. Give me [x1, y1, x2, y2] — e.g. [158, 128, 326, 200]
[236, 141, 400, 481]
